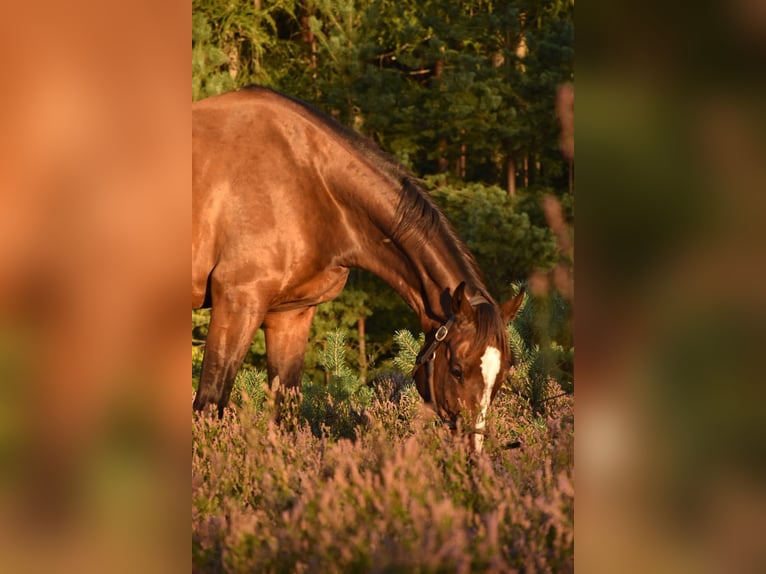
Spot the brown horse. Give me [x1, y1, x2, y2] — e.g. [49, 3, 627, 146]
[192, 86, 524, 450]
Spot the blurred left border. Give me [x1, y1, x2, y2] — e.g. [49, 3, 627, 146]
[0, 1, 190, 573]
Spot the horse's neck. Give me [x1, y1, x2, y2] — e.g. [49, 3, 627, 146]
[338, 174, 480, 329]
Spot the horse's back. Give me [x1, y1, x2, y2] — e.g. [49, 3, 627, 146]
[192, 86, 307, 143]
[192, 87, 330, 200]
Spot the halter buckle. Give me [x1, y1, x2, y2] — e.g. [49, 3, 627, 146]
[415, 316, 455, 366]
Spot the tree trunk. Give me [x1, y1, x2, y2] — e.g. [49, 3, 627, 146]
[507, 151, 516, 196]
[434, 60, 448, 173]
[523, 154, 529, 187]
[438, 140, 449, 173]
[535, 156, 541, 185]
[301, 15, 318, 74]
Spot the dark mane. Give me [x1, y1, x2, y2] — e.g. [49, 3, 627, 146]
[240, 85, 489, 301]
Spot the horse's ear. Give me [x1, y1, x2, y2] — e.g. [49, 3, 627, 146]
[500, 288, 526, 323]
[450, 281, 472, 317]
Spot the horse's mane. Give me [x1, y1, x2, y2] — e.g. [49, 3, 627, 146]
[241, 86, 504, 346]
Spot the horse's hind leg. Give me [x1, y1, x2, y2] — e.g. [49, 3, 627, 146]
[193, 296, 264, 417]
[263, 306, 317, 419]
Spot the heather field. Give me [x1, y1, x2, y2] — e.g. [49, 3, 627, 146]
[192, 368, 574, 573]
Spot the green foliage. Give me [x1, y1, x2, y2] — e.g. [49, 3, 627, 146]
[319, 329, 356, 382]
[192, 345, 204, 388]
[191, 308, 210, 333]
[192, 309, 210, 387]
[304, 286, 372, 381]
[300, 330, 374, 438]
[508, 287, 573, 414]
[192, 11, 236, 100]
[348, 0, 574, 188]
[231, 368, 269, 410]
[392, 329, 424, 374]
[192, 0, 304, 100]
[428, 180, 559, 300]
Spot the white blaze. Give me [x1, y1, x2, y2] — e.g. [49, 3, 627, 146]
[474, 346, 501, 453]
[478, 346, 502, 424]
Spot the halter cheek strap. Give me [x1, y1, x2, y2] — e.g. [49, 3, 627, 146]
[415, 315, 455, 367]
[426, 353, 437, 407]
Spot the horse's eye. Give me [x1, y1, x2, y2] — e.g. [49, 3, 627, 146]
[450, 366, 463, 381]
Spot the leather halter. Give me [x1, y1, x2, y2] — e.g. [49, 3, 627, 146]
[415, 315, 455, 368]
[415, 294, 491, 405]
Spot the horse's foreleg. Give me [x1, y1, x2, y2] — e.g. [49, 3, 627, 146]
[263, 306, 317, 418]
[193, 299, 264, 417]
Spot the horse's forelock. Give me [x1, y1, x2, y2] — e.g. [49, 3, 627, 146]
[472, 302, 509, 355]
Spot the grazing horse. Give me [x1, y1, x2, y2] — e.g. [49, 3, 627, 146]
[192, 86, 524, 450]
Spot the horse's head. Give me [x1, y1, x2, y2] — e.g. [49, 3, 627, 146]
[413, 282, 525, 452]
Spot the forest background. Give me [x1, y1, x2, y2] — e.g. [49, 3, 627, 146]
[191, 0, 574, 404]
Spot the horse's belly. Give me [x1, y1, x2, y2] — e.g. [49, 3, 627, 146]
[271, 266, 349, 311]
